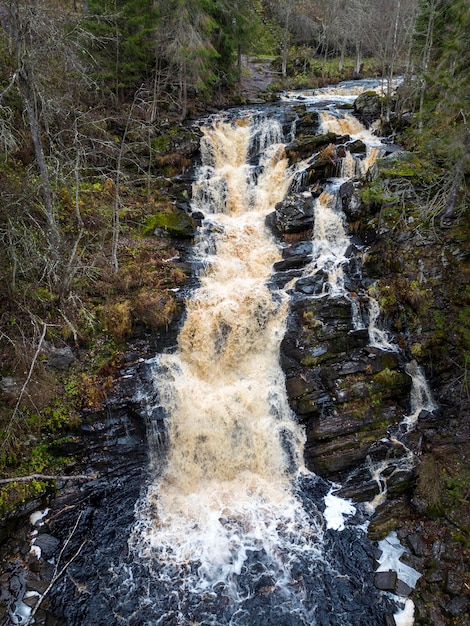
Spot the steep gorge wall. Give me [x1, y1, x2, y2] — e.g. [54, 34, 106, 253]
[275, 102, 470, 625]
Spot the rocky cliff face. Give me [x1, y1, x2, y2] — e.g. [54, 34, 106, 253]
[273, 102, 470, 625]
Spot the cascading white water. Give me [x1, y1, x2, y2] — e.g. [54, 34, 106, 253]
[403, 360, 437, 429]
[309, 189, 350, 296]
[319, 111, 382, 180]
[297, 111, 382, 299]
[368, 297, 398, 352]
[118, 108, 401, 626]
[291, 103, 425, 625]
[131, 116, 325, 598]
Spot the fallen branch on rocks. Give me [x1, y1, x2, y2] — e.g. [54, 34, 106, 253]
[0, 473, 96, 485]
[24, 510, 86, 626]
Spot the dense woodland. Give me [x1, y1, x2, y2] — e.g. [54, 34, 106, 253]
[0, 0, 468, 541]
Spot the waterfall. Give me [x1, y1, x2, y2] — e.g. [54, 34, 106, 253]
[368, 297, 398, 352]
[318, 111, 382, 181]
[309, 189, 350, 296]
[8, 79, 435, 626]
[134, 118, 311, 579]
[119, 107, 398, 626]
[403, 360, 437, 429]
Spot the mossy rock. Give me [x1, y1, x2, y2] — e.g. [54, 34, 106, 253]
[143, 208, 195, 238]
[353, 91, 381, 118]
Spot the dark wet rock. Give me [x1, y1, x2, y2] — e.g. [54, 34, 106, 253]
[282, 240, 313, 260]
[406, 533, 426, 557]
[339, 180, 356, 212]
[273, 257, 310, 272]
[270, 193, 315, 234]
[295, 272, 328, 295]
[395, 579, 413, 597]
[285, 132, 338, 163]
[353, 91, 381, 125]
[294, 108, 320, 134]
[424, 561, 445, 583]
[281, 280, 413, 486]
[33, 534, 60, 558]
[269, 269, 303, 289]
[305, 433, 379, 477]
[445, 596, 469, 617]
[374, 570, 397, 591]
[445, 568, 466, 596]
[347, 139, 367, 154]
[273, 241, 313, 272]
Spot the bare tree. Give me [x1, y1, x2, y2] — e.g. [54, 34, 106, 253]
[7, 0, 60, 255]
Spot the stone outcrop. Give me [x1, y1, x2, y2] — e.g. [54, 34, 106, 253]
[353, 90, 381, 126]
[280, 284, 413, 500]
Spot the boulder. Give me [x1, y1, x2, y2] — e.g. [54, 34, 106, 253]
[347, 139, 367, 154]
[33, 534, 60, 558]
[294, 108, 320, 134]
[271, 193, 315, 234]
[353, 91, 381, 125]
[374, 570, 397, 591]
[144, 207, 196, 238]
[47, 346, 74, 370]
[285, 132, 339, 163]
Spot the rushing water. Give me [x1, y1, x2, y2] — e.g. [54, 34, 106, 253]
[133, 117, 309, 589]
[111, 88, 402, 625]
[121, 109, 390, 625]
[37, 81, 432, 626]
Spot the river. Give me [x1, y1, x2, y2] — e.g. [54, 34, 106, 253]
[14, 79, 431, 626]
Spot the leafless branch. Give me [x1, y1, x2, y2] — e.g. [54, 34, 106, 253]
[0, 321, 48, 451]
[0, 473, 96, 485]
[24, 510, 87, 626]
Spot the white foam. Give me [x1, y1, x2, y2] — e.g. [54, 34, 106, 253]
[376, 532, 421, 589]
[394, 598, 415, 626]
[29, 543, 42, 559]
[323, 490, 356, 531]
[30, 508, 49, 526]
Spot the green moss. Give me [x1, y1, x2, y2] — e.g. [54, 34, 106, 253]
[0, 480, 51, 518]
[359, 180, 394, 210]
[373, 367, 405, 388]
[143, 210, 195, 238]
[151, 136, 171, 153]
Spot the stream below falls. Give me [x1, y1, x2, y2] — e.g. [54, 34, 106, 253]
[9, 80, 435, 626]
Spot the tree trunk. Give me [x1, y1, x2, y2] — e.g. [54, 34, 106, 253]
[354, 42, 362, 75]
[237, 44, 242, 81]
[17, 67, 59, 256]
[440, 159, 465, 227]
[339, 37, 346, 72]
[418, 0, 436, 126]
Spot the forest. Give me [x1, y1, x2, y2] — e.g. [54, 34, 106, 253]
[0, 0, 469, 556]
[0, 0, 469, 624]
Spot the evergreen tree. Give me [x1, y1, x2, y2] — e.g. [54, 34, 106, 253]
[208, 0, 262, 83]
[411, 0, 469, 223]
[84, 0, 157, 98]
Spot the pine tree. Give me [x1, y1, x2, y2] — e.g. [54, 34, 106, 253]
[84, 0, 157, 98]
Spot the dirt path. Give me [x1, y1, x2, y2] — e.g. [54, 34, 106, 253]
[238, 56, 278, 100]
